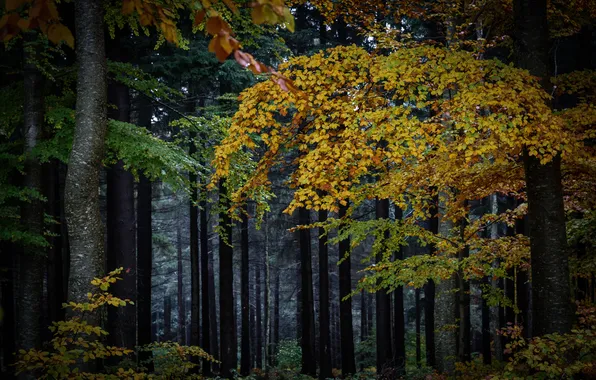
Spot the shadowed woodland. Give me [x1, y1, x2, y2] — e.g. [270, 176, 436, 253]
[1, 0, 596, 379]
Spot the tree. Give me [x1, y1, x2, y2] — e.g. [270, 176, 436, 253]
[513, 0, 572, 337]
[240, 204, 251, 376]
[64, 0, 107, 324]
[375, 199, 393, 373]
[298, 207, 316, 376]
[338, 204, 356, 375]
[318, 208, 332, 379]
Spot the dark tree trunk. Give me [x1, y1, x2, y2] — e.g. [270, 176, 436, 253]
[176, 216, 186, 344]
[240, 205, 251, 376]
[415, 288, 421, 368]
[256, 255, 263, 369]
[65, 0, 107, 321]
[136, 94, 153, 371]
[481, 276, 491, 364]
[219, 179, 236, 377]
[106, 64, 136, 351]
[164, 295, 173, 340]
[424, 193, 438, 368]
[393, 206, 406, 375]
[273, 268, 280, 365]
[298, 208, 316, 376]
[360, 291, 367, 342]
[375, 199, 393, 373]
[17, 34, 46, 361]
[189, 144, 200, 353]
[458, 208, 471, 363]
[263, 217, 271, 367]
[514, 0, 571, 336]
[0, 242, 16, 378]
[318, 209, 332, 379]
[200, 181, 212, 375]
[338, 205, 356, 375]
[208, 246, 220, 371]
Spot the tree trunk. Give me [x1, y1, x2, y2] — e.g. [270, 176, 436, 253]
[256, 253, 263, 368]
[338, 205, 356, 375]
[136, 94, 153, 370]
[17, 33, 46, 362]
[274, 268, 280, 365]
[514, 0, 571, 337]
[0, 242, 16, 377]
[176, 213, 186, 344]
[435, 195, 457, 373]
[208, 244, 220, 371]
[415, 288, 421, 368]
[457, 207, 471, 363]
[318, 209, 332, 379]
[375, 199, 393, 374]
[393, 206, 406, 375]
[240, 205, 251, 376]
[360, 290, 367, 342]
[189, 146, 200, 354]
[200, 181, 212, 375]
[164, 295, 172, 340]
[264, 215, 271, 367]
[65, 0, 107, 322]
[298, 208, 316, 376]
[488, 194, 503, 360]
[424, 193, 438, 368]
[219, 179, 236, 378]
[106, 67, 136, 352]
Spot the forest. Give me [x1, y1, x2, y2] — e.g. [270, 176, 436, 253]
[0, 0, 595, 379]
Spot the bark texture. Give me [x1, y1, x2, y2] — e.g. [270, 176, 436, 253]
[65, 0, 107, 318]
[240, 206, 251, 376]
[318, 209, 332, 379]
[514, 0, 572, 336]
[298, 207, 316, 376]
[338, 204, 356, 375]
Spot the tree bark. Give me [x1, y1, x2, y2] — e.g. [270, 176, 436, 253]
[240, 205, 251, 376]
[457, 205, 471, 363]
[338, 205, 356, 375]
[136, 94, 153, 371]
[375, 199, 393, 373]
[318, 209, 332, 379]
[17, 33, 46, 363]
[219, 179, 236, 378]
[176, 212, 186, 344]
[200, 180, 212, 375]
[273, 267, 280, 365]
[514, 0, 571, 336]
[256, 252, 263, 368]
[65, 0, 107, 322]
[189, 143, 200, 352]
[393, 205, 406, 375]
[106, 66, 136, 352]
[298, 207, 316, 376]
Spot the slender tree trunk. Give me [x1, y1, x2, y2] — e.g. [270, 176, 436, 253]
[375, 199, 393, 374]
[360, 290, 367, 342]
[415, 288, 421, 368]
[240, 205, 251, 376]
[164, 295, 172, 340]
[457, 205, 471, 363]
[219, 179, 236, 378]
[393, 206, 406, 375]
[273, 268, 280, 365]
[136, 94, 153, 370]
[106, 64, 136, 351]
[17, 34, 46, 364]
[65, 0, 107, 321]
[264, 215, 271, 367]
[256, 254, 263, 368]
[208, 245, 220, 371]
[489, 195, 503, 361]
[298, 208, 316, 376]
[481, 275, 491, 364]
[176, 214, 186, 344]
[189, 131, 200, 352]
[514, 0, 571, 336]
[318, 209, 332, 379]
[200, 181, 212, 375]
[338, 205, 356, 375]
[424, 193, 438, 368]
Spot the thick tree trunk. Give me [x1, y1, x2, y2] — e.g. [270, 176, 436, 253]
[298, 208, 316, 376]
[208, 245, 220, 371]
[338, 205, 356, 375]
[514, 0, 571, 336]
[17, 34, 46, 363]
[136, 94, 153, 370]
[435, 197, 457, 373]
[393, 206, 406, 375]
[240, 205, 251, 376]
[375, 199, 393, 373]
[219, 179, 236, 378]
[200, 181, 212, 374]
[65, 0, 107, 321]
[106, 69, 136, 351]
[318, 209, 332, 379]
